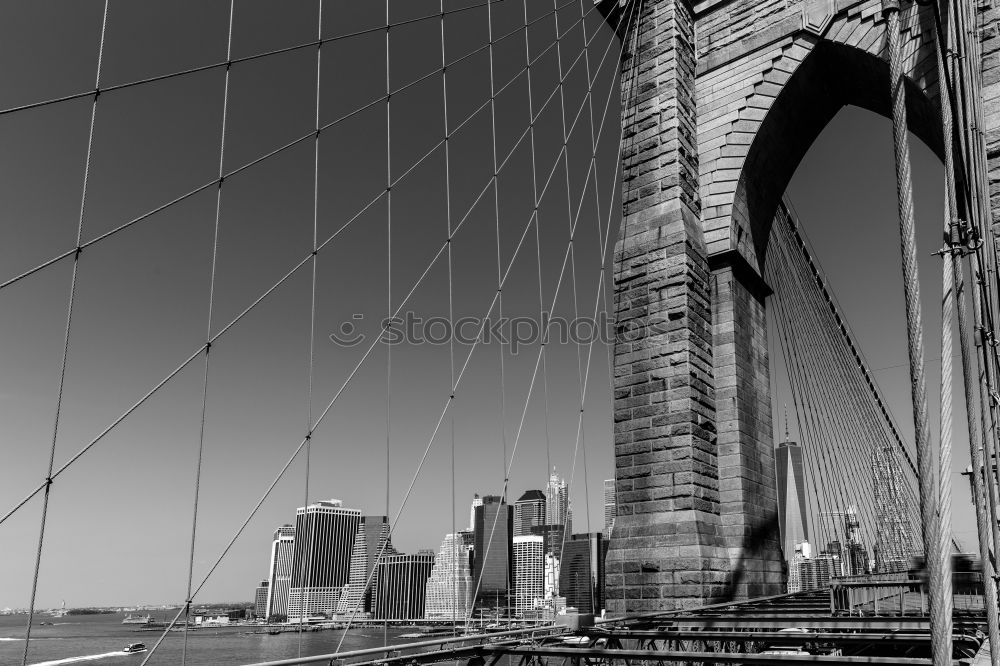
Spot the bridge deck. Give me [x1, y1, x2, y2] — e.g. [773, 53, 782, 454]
[236, 590, 989, 666]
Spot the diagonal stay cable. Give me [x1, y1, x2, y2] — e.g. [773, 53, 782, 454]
[782, 198, 919, 477]
[772, 278, 835, 554]
[782, 211, 926, 547]
[0, 0, 601, 298]
[0, 10, 609, 529]
[771, 217, 877, 551]
[21, 4, 109, 665]
[769, 257, 839, 553]
[179, 3, 235, 664]
[772, 224, 882, 557]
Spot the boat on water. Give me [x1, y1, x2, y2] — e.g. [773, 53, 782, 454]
[122, 643, 147, 654]
[122, 614, 153, 625]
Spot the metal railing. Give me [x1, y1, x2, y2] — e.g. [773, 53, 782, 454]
[234, 623, 569, 666]
[830, 573, 986, 616]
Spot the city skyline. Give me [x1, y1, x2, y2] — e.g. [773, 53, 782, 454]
[249, 470, 582, 622]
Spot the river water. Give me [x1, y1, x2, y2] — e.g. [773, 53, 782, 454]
[0, 612, 435, 666]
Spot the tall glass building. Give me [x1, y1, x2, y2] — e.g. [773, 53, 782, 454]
[558, 532, 607, 614]
[775, 435, 809, 567]
[254, 580, 269, 619]
[472, 495, 513, 609]
[336, 515, 394, 618]
[372, 552, 435, 620]
[513, 490, 545, 537]
[287, 500, 362, 620]
[265, 524, 295, 620]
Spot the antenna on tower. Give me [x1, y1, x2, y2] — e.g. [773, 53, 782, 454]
[784, 403, 789, 441]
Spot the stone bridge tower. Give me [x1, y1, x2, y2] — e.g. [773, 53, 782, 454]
[603, 0, 1000, 612]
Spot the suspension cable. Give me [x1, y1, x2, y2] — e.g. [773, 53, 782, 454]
[20, 4, 109, 665]
[440, 0, 461, 634]
[180, 3, 235, 664]
[294, 0, 324, 653]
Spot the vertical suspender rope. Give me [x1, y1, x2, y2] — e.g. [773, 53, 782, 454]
[297, 0, 324, 652]
[439, 0, 459, 634]
[384, 0, 392, 643]
[881, 1, 952, 661]
[22, 4, 110, 665]
[554, 0, 587, 592]
[524, 0, 557, 598]
[182, 5, 236, 663]
[935, 0, 1000, 652]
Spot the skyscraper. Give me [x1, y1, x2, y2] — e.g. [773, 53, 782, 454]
[424, 533, 474, 620]
[603, 479, 616, 539]
[254, 580, 269, 619]
[545, 469, 569, 528]
[469, 494, 483, 531]
[336, 516, 395, 618]
[775, 425, 809, 565]
[543, 552, 560, 600]
[514, 490, 546, 537]
[472, 495, 513, 608]
[512, 536, 544, 614]
[265, 524, 295, 620]
[788, 542, 809, 593]
[373, 552, 436, 620]
[558, 532, 607, 614]
[529, 523, 566, 558]
[287, 500, 362, 620]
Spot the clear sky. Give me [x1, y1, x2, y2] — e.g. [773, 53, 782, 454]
[0, 0, 975, 610]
